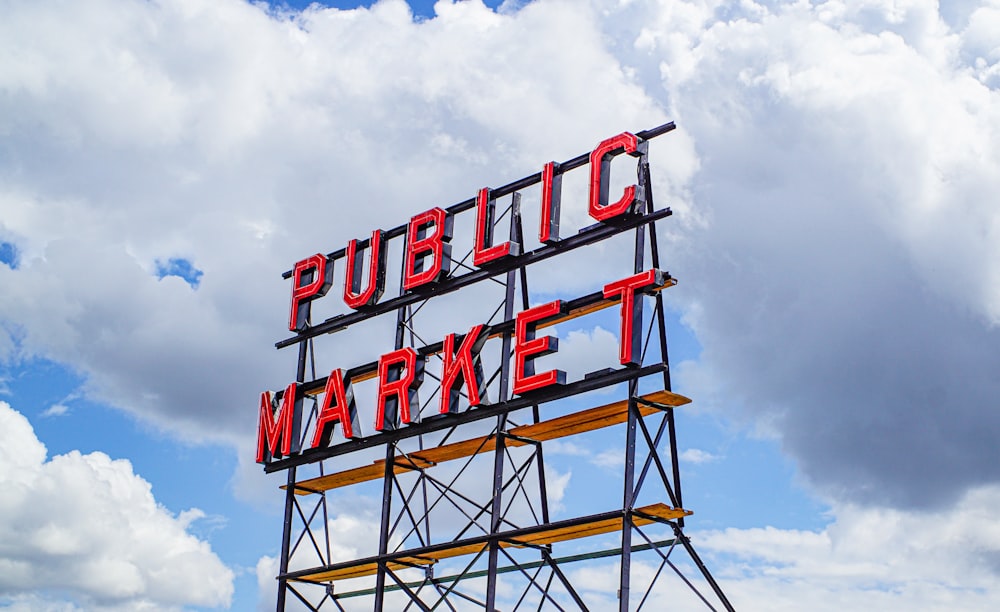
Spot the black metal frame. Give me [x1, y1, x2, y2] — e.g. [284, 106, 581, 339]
[267, 123, 735, 611]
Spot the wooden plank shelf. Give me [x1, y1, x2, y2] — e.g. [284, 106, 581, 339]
[286, 390, 691, 495]
[290, 502, 692, 584]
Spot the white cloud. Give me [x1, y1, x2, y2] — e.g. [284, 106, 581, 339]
[679, 448, 719, 464]
[544, 463, 572, 514]
[0, 401, 234, 610]
[591, 448, 625, 471]
[0, 0, 671, 457]
[543, 439, 591, 457]
[555, 326, 623, 382]
[601, 0, 1000, 508]
[255, 555, 279, 612]
[545, 486, 1000, 610]
[39, 403, 69, 418]
[695, 485, 1000, 610]
[0, 594, 82, 612]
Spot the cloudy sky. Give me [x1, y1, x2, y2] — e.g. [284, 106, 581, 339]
[1, 0, 999, 609]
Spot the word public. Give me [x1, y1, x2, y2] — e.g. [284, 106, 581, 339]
[286, 132, 645, 331]
[258, 131, 659, 464]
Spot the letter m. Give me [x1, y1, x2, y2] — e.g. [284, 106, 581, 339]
[256, 382, 302, 464]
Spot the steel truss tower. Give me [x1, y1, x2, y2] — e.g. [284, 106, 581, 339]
[264, 122, 735, 611]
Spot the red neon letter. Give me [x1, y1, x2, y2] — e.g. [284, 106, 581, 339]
[539, 162, 562, 244]
[588, 132, 640, 222]
[375, 347, 425, 431]
[603, 269, 666, 366]
[474, 188, 519, 266]
[311, 369, 359, 448]
[256, 383, 301, 463]
[343, 230, 386, 309]
[288, 254, 333, 331]
[403, 207, 453, 291]
[513, 300, 566, 395]
[440, 324, 486, 414]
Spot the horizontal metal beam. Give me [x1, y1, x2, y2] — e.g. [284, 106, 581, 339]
[330, 538, 679, 600]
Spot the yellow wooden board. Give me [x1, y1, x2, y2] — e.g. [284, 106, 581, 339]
[539, 278, 677, 330]
[287, 390, 691, 495]
[298, 556, 436, 583]
[292, 502, 691, 584]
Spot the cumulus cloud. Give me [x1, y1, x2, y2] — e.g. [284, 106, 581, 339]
[587, 0, 1000, 509]
[0, 401, 233, 610]
[255, 555, 280, 612]
[0, 0, 669, 454]
[695, 484, 1000, 611]
[555, 326, 624, 382]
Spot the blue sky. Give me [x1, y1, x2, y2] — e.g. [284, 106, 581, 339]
[1, 1, 999, 610]
[278, 0, 506, 16]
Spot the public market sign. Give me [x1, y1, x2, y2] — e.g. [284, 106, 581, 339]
[257, 126, 675, 468]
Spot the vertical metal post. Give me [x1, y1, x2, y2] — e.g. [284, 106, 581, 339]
[620, 204, 648, 612]
[640, 153, 684, 518]
[619, 388, 639, 612]
[485, 418, 508, 611]
[373, 442, 396, 611]
[485, 196, 521, 611]
[276, 339, 309, 611]
[276, 470, 297, 612]
[375, 259, 413, 610]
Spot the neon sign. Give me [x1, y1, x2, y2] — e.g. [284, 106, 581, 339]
[258, 127, 675, 467]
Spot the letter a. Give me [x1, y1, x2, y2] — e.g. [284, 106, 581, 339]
[311, 369, 360, 447]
